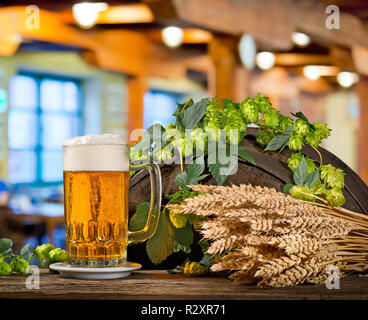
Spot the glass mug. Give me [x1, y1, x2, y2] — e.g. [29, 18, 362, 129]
[62, 134, 162, 266]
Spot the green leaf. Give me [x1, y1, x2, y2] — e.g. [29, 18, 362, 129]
[198, 240, 210, 253]
[146, 211, 175, 264]
[128, 202, 150, 232]
[173, 242, 192, 254]
[264, 134, 290, 151]
[237, 145, 256, 165]
[20, 244, 30, 256]
[283, 183, 293, 194]
[305, 170, 320, 188]
[175, 172, 188, 188]
[208, 152, 238, 185]
[176, 98, 208, 130]
[291, 111, 309, 123]
[174, 222, 194, 246]
[199, 254, 214, 268]
[293, 156, 309, 186]
[173, 99, 194, 118]
[187, 160, 205, 178]
[0, 238, 13, 255]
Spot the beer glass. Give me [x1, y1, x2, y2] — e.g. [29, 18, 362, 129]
[62, 134, 162, 266]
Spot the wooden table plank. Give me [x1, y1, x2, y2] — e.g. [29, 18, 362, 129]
[0, 270, 367, 300]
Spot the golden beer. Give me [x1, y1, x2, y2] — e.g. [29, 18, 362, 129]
[63, 134, 162, 267]
[64, 171, 129, 264]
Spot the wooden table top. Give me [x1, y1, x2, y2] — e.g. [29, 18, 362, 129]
[0, 270, 368, 300]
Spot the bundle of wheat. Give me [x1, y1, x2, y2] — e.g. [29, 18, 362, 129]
[167, 184, 368, 287]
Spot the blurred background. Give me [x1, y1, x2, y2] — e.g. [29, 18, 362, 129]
[0, 0, 367, 251]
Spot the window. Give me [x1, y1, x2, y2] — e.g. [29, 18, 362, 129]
[8, 74, 82, 184]
[143, 90, 184, 129]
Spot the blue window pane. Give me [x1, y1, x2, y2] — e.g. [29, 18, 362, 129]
[8, 110, 38, 149]
[8, 150, 37, 183]
[64, 82, 79, 112]
[9, 75, 37, 110]
[143, 92, 178, 128]
[41, 151, 63, 182]
[40, 79, 63, 111]
[41, 114, 79, 149]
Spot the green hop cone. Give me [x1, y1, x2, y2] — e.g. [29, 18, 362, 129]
[203, 99, 223, 128]
[33, 243, 55, 262]
[311, 183, 328, 197]
[155, 145, 174, 162]
[189, 128, 208, 152]
[256, 129, 275, 148]
[183, 261, 207, 277]
[204, 122, 221, 142]
[240, 98, 259, 124]
[278, 116, 293, 132]
[0, 261, 12, 276]
[294, 119, 310, 136]
[326, 188, 346, 206]
[305, 130, 322, 148]
[169, 211, 188, 229]
[10, 257, 30, 275]
[287, 133, 304, 151]
[287, 153, 317, 173]
[320, 164, 345, 189]
[253, 93, 274, 114]
[287, 153, 303, 172]
[289, 185, 315, 202]
[263, 110, 281, 129]
[48, 248, 67, 263]
[313, 122, 331, 140]
[171, 134, 194, 157]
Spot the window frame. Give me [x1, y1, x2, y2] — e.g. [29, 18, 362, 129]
[8, 71, 84, 186]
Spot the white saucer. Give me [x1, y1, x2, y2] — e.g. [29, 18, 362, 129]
[49, 262, 142, 280]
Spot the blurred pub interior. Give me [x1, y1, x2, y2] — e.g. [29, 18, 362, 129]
[0, 0, 367, 254]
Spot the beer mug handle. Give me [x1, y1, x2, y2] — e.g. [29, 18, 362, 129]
[128, 162, 162, 243]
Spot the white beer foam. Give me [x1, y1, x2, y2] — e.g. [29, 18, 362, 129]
[63, 134, 129, 172]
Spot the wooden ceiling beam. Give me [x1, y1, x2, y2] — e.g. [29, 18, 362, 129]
[171, 0, 368, 50]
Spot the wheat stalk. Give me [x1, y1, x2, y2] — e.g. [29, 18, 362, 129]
[166, 184, 368, 287]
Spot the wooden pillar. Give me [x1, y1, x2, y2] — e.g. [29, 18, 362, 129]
[208, 35, 237, 99]
[208, 35, 251, 100]
[357, 77, 368, 185]
[127, 75, 147, 145]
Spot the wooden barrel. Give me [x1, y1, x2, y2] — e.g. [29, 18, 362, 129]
[128, 128, 368, 268]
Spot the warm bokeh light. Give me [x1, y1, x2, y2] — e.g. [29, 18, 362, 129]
[256, 51, 275, 70]
[291, 32, 311, 47]
[303, 65, 321, 80]
[337, 72, 359, 88]
[98, 4, 153, 24]
[72, 2, 108, 29]
[238, 34, 256, 70]
[162, 26, 184, 48]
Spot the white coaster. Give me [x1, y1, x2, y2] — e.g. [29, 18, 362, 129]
[49, 262, 142, 280]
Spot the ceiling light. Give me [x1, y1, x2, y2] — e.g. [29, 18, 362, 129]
[291, 32, 311, 47]
[256, 52, 275, 70]
[72, 2, 109, 29]
[162, 26, 184, 48]
[337, 72, 359, 88]
[238, 34, 256, 70]
[303, 65, 321, 80]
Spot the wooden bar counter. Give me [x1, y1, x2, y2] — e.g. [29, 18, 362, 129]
[0, 270, 368, 300]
